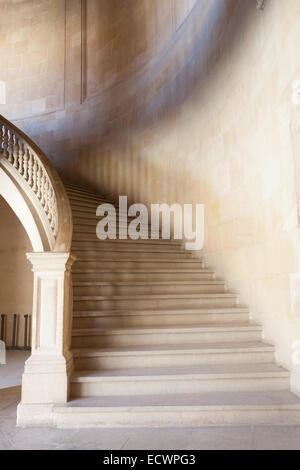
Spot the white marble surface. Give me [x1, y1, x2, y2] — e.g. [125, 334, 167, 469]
[1, 351, 300, 450]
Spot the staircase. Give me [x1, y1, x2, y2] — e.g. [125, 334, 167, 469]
[53, 183, 300, 427]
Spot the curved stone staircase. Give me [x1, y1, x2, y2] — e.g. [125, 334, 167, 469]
[53, 183, 300, 427]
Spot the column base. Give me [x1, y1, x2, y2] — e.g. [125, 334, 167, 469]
[20, 352, 73, 405]
[17, 403, 55, 427]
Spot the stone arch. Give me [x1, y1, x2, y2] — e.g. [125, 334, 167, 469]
[0, 166, 49, 252]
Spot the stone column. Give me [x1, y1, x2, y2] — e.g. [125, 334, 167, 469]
[17, 252, 75, 426]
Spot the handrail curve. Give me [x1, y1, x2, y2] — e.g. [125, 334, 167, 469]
[0, 114, 72, 252]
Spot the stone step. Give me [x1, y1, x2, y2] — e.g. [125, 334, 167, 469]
[72, 307, 249, 329]
[74, 220, 159, 232]
[73, 213, 141, 223]
[72, 230, 177, 241]
[65, 185, 107, 198]
[70, 201, 118, 212]
[73, 292, 239, 311]
[70, 202, 123, 215]
[53, 391, 300, 427]
[73, 223, 160, 236]
[72, 341, 275, 370]
[71, 269, 215, 282]
[71, 238, 183, 248]
[68, 193, 115, 205]
[72, 280, 225, 296]
[70, 363, 290, 397]
[72, 211, 137, 221]
[73, 258, 205, 271]
[72, 249, 197, 260]
[71, 323, 261, 348]
[72, 230, 180, 242]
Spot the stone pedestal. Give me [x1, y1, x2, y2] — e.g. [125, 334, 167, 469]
[17, 252, 75, 426]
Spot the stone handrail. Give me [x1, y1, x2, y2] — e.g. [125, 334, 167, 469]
[0, 114, 72, 251]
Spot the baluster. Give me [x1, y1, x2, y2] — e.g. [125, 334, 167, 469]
[2, 126, 8, 158]
[27, 152, 33, 186]
[40, 171, 46, 207]
[44, 179, 50, 215]
[49, 188, 54, 226]
[18, 143, 25, 175]
[23, 149, 29, 181]
[37, 164, 42, 201]
[8, 130, 14, 164]
[14, 137, 20, 169]
[32, 157, 38, 192]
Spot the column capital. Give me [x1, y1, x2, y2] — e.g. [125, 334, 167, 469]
[27, 251, 76, 272]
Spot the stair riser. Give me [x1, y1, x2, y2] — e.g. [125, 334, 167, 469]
[72, 272, 214, 282]
[74, 225, 160, 237]
[74, 297, 238, 311]
[73, 284, 225, 296]
[72, 312, 249, 329]
[69, 196, 112, 205]
[73, 232, 180, 243]
[71, 241, 183, 252]
[72, 208, 134, 217]
[65, 188, 104, 197]
[73, 351, 275, 370]
[74, 261, 205, 270]
[74, 218, 155, 228]
[65, 185, 105, 194]
[70, 376, 289, 398]
[74, 220, 159, 232]
[72, 330, 261, 348]
[70, 203, 123, 214]
[72, 251, 197, 260]
[69, 200, 112, 208]
[53, 407, 300, 428]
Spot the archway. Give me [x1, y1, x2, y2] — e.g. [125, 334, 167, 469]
[0, 165, 52, 252]
[0, 195, 33, 396]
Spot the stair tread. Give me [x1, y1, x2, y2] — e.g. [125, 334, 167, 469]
[73, 280, 224, 286]
[64, 183, 106, 195]
[74, 258, 203, 262]
[73, 307, 249, 317]
[74, 293, 236, 301]
[72, 323, 261, 336]
[54, 390, 300, 410]
[72, 341, 274, 357]
[72, 239, 182, 245]
[72, 268, 213, 273]
[69, 196, 113, 204]
[71, 363, 289, 381]
[72, 250, 195, 255]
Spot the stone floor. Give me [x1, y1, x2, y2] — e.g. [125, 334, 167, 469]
[1, 351, 300, 450]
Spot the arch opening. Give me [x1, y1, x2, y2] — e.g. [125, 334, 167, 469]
[0, 195, 32, 392]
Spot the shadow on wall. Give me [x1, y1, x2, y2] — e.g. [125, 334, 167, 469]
[5, 0, 258, 204]
[67, 0, 257, 201]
